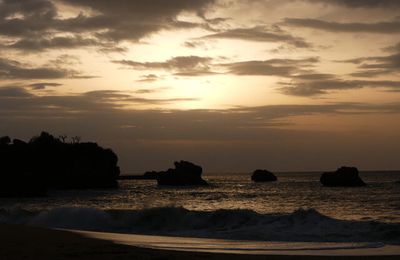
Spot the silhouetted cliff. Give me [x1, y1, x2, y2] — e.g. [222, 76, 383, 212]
[0, 132, 120, 197]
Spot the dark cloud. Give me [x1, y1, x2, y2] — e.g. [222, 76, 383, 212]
[0, 86, 33, 97]
[29, 82, 62, 90]
[2, 85, 399, 129]
[183, 40, 208, 49]
[383, 42, 400, 53]
[81, 90, 198, 106]
[113, 56, 216, 76]
[201, 26, 312, 48]
[0, 0, 57, 37]
[136, 74, 160, 83]
[3, 36, 101, 51]
[135, 89, 157, 94]
[61, 0, 214, 19]
[220, 58, 319, 77]
[339, 53, 400, 77]
[0, 0, 217, 53]
[291, 73, 336, 81]
[283, 18, 400, 33]
[0, 58, 87, 79]
[280, 78, 400, 96]
[114, 56, 319, 77]
[304, 0, 400, 8]
[204, 17, 230, 24]
[0, 87, 199, 113]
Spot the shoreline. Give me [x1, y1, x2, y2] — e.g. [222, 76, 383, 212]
[1, 224, 399, 259]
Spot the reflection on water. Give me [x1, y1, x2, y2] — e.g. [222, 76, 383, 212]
[1, 171, 399, 223]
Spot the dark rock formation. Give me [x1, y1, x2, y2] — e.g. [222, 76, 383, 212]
[0, 172, 47, 197]
[320, 166, 366, 187]
[118, 171, 160, 180]
[251, 169, 277, 182]
[0, 136, 10, 146]
[156, 161, 208, 186]
[142, 171, 161, 179]
[0, 132, 120, 197]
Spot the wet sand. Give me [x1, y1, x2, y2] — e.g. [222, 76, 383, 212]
[0, 224, 398, 259]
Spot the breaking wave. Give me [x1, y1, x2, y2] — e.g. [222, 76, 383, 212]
[1, 206, 399, 244]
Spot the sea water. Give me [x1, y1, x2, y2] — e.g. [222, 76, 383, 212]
[0, 171, 399, 245]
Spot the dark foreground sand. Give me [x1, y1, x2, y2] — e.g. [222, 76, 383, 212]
[0, 224, 398, 260]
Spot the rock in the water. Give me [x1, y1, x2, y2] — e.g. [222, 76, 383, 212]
[251, 169, 277, 182]
[142, 171, 161, 179]
[0, 131, 120, 197]
[157, 161, 208, 186]
[118, 171, 160, 180]
[320, 166, 366, 187]
[0, 172, 47, 197]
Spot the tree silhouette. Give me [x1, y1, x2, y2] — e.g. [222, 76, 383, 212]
[59, 134, 67, 143]
[71, 136, 81, 144]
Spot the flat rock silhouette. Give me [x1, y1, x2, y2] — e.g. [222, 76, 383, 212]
[320, 166, 366, 187]
[251, 169, 277, 182]
[156, 161, 208, 186]
[0, 132, 120, 197]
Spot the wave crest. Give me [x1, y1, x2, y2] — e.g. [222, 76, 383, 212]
[1, 206, 399, 244]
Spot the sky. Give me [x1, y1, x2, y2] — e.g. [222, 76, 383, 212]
[1, 0, 400, 173]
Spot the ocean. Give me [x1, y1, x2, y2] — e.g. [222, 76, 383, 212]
[1, 171, 400, 244]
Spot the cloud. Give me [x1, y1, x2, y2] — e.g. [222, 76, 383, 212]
[29, 82, 63, 90]
[3, 36, 102, 52]
[0, 58, 88, 79]
[283, 18, 400, 33]
[183, 40, 208, 49]
[304, 0, 400, 8]
[220, 57, 319, 77]
[81, 90, 198, 106]
[114, 56, 319, 78]
[135, 89, 158, 94]
[1, 85, 400, 137]
[0, 0, 218, 53]
[0, 86, 33, 97]
[113, 56, 216, 76]
[0, 84, 390, 119]
[201, 26, 312, 48]
[136, 74, 160, 83]
[0, 87, 199, 114]
[280, 78, 400, 96]
[383, 42, 400, 53]
[338, 53, 400, 77]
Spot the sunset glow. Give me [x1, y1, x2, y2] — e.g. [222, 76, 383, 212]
[1, 0, 400, 172]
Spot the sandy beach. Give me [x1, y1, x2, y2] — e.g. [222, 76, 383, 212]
[0, 224, 399, 260]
